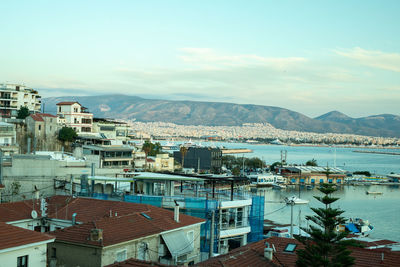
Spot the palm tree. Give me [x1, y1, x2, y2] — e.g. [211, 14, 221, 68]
[180, 146, 188, 169]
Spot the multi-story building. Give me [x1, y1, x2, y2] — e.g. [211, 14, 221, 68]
[0, 83, 41, 118]
[174, 147, 222, 173]
[25, 113, 61, 151]
[80, 144, 134, 168]
[56, 101, 93, 133]
[0, 122, 18, 156]
[92, 118, 131, 142]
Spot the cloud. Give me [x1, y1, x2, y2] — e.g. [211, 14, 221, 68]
[336, 47, 400, 72]
[179, 47, 307, 69]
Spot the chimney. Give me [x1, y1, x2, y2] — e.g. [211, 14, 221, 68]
[174, 200, 180, 223]
[72, 213, 77, 225]
[90, 229, 103, 241]
[264, 242, 273, 260]
[34, 186, 39, 200]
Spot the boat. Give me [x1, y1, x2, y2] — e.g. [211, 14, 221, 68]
[162, 141, 179, 151]
[284, 196, 309, 205]
[248, 173, 285, 187]
[265, 226, 310, 238]
[338, 218, 374, 237]
[272, 183, 286, 190]
[366, 191, 383, 195]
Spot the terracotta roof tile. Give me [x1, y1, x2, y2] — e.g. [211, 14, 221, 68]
[56, 101, 80, 105]
[30, 113, 44, 122]
[105, 258, 170, 267]
[0, 222, 54, 250]
[197, 237, 400, 267]
[51, 200, 204, 247]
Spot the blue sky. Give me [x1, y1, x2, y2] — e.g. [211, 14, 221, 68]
[1, 0, 399, 117]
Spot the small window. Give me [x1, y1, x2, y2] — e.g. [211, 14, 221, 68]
[52, 247, 57, 258]
[38, 125, 41, 131]
[58, 107, 61, 112]
[17, 255, 28, 267]
[141, 212, 152, 220]
[284, 243, 297, 252]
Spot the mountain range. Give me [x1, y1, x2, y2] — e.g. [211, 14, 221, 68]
[42, 95, 400, 138]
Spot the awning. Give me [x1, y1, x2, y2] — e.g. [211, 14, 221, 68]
[162, 230, 193, 258]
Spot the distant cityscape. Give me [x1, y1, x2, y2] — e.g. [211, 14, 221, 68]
[130, 121, 400, 147]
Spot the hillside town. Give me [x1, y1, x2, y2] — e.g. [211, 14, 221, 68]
[1, 83, 400, 267]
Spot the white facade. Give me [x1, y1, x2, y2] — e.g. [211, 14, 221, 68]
[56, 102, 93, 133]
[0, 240, 52, 267]
[0, 83, 41, 118]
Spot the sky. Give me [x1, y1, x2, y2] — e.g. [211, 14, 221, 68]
[1, 0, 399, 118]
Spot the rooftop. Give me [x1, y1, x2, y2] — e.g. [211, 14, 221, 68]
[50, 197, 204, 247]
[56, 101, 80, 106]
[0, 222, 54, 251]
[197, 236, 400, 267]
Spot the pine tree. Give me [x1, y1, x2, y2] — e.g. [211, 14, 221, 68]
[296, 184, 355, 267]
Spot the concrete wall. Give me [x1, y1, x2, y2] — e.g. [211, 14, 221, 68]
[102, 235, 159, 266]
[1, 155, 127, 202]
[48, 242, 102, 267]
[0, 243, 49, 267]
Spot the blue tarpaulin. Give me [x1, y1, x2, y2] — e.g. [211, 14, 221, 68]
[346, 223, 360, 233]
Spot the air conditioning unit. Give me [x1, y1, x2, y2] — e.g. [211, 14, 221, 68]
[158, 244, 167, 256]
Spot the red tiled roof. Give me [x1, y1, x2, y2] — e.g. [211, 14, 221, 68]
[38, 113, 57, 118]
[105, 258, 170, 267]
[0, 199, 42, 222]
[29, 113, 58, 122]
[51, 200, 204, 247]
[195, 244, 278, 267]
[0, 222, 54, 250]
[30, 113, 44, 122]
[56, 101, 80, 105]
[197, 236, 400, 267]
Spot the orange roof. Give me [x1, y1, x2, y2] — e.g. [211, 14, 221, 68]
[105, 258, 171, 267]
[0, 222, 54, 250]
[56, 101, 80, 106]
[196, 236, 400, 267]
[51, 198, 204, 247]
[30, 113, 58, 122]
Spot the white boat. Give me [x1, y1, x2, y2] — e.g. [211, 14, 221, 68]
[272, 183, 286, 190]
[248, 173, 284, 187]
[338, 218, 374, 237]
[284, 196, 309, 205]
[162, 141, 179, 151]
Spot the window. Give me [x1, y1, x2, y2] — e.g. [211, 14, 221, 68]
[74, 107, 78, 112]
[38, 125, 41, 131]
[284, 243, 297, 252]
[116, 250, 127, 262]
[58, 107, 61, 112]
[52, 247, 57, 258]
[138, 243, 147, 260]
[17, 255, 28, 267]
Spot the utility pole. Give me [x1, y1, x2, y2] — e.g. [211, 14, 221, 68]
[209, 210, 215, 258]
[290, 200, 294, 238]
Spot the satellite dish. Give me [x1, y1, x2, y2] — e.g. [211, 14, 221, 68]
[31, 210, 38, 219]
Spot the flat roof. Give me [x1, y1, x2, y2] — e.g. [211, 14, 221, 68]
[83, 145, 134, 152]
[77, 172, 204, 182]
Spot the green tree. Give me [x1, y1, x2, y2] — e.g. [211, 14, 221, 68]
[17, 106, 30, 119]
[306, 158, 318, 166]
[270, 161, 282, 172]
[296, 184, 355, 267]
[179, 146, 188, 169]
[142, 141, 162, 157]
[58, 127, 77, 142]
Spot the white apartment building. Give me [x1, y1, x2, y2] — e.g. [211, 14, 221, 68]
[0, 83, 41, 118]
[56, 102, 93, 133]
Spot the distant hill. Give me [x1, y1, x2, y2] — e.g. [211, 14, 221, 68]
[42, 94, 400, 138]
